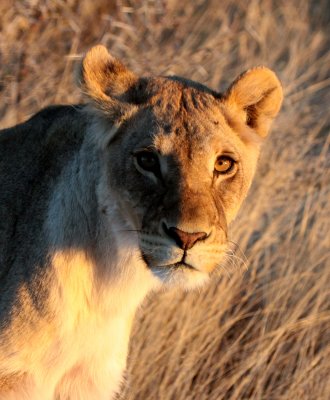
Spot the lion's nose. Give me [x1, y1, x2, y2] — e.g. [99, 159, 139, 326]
[162, 223, 208, 250]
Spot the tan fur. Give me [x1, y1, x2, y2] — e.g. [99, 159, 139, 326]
[223, 67, 283, 137]
[0, 45, 282, 399]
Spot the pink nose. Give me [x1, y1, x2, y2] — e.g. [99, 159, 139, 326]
[163, 224, 207, 250]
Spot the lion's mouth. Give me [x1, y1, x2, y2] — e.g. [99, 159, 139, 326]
[141, 248, 212, 287]
[141, 250, 197, 271]
[169, 260, 196, 270]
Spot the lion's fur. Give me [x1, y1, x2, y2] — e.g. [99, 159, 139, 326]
[0, 45, 282, 399]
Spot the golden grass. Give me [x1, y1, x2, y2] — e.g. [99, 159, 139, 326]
[1, 1, 329, 399]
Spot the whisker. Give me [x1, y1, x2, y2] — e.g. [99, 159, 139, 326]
[228, 239, 249, 264]
[225, 250, 249, 272]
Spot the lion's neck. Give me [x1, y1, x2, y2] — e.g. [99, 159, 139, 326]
[46, 135, 158, 314]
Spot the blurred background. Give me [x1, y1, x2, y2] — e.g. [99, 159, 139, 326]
[0, 1, 329, 399]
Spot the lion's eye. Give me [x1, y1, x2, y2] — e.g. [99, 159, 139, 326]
[135, 151, 159, 172]
[214, 156, 235, 174]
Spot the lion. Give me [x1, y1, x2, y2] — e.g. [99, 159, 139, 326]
[0, 45, 282, 399]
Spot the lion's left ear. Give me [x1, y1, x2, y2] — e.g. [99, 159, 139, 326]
[222, 67, 283, 138]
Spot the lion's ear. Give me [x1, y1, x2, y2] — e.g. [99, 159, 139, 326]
[77, 45, 137, 115]
[223, 67, 283, 138]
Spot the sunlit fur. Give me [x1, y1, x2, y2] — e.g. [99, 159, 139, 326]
[0, 45, 282, 399]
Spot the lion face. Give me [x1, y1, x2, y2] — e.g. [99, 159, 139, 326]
[79, 46, 283, 287]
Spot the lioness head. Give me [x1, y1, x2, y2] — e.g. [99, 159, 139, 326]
[78, 45, 283, 287]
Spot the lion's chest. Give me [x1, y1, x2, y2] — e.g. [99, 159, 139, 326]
[50, 315, 132, 400]
[1, 313, 133, 400]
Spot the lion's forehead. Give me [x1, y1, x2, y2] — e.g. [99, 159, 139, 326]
[150, 112, 238, 165]
[130, 83, 233, 153]
[150, 80, 221, 121]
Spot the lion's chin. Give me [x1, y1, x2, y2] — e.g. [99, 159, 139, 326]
[149, 263, 210, 289]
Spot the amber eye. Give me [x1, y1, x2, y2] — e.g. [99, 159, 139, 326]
[135, 151, 159, 172]
[215, 156, 235, 174]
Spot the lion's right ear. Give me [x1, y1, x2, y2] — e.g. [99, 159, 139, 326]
[77, 45, 137, 117]
[222, 67, 283, 138]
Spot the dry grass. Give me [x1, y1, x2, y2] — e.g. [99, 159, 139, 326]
[1, 1, 329, 399]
